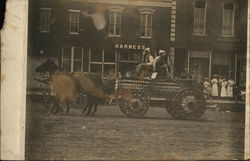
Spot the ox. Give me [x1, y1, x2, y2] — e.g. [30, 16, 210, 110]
[35, 59, 114, 115]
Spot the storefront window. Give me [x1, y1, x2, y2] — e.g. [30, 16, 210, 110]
[212, 52, 235, 79]
[89, 49, 116, 79]
[62, 46, 85, 72]
[118, 49, 141, 77]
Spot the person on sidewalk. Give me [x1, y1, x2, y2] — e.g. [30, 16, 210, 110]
[220, 78, 228, 97]
[227, 78, 235, 97]
[135, 48, 154, 78]
[211, 74, 219, 97]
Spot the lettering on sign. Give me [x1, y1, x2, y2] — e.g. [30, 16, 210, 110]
[115, 44, 146, 50]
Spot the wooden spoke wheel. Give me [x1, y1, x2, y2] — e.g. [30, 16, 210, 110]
[166, 87, 206, 120]
[119, 90, 149, 118]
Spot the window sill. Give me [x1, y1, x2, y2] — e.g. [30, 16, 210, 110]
[108, 34, 121, 38]
[220, 34, 235, 38]
[192, 33, 208, 36]
[69, 32, 79, 35]
[140, 36, 152, 39]
[40, 31, 50, 33]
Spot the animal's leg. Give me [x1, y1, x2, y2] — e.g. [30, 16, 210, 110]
[82, 104, 88, 115]
[54, 101, 60, 115]
[85, 103, 92, 116]
[50, 101, 56, 114]
[66, 102, 70, 115]
[91, 104, 98, 116]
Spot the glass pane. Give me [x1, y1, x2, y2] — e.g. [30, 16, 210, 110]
[119, 50, 129, 60]
[115, 25, 120, 35]
[109, 25, 114, 35]
[90, 64, 102, 74]
[91, 49, 102, 62]
[147, 14, 152, 26]
[109, 12, 114, 24]
[74, 47, 82, 59]
[104, 49, 115, 62]
[130, 52, 141, 61]
[146, 26, 152, 37]
[82, 49, 89, 72]
[104, 64, 116, 79]
[224, 3, 234, 10]
[63, 60, 71, 72]
[141, 14, 145, 26]
[73, 61, 82, 72]
[119, 62, 137, 77]
[63, 47, 72, 59]
[116, 12, 121, 24]
[195, 1, 205, 8]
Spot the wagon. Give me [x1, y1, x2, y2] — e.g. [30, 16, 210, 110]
[114, 77, 206, 120]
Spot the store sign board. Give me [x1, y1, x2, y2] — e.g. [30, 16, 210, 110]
[115, 44, 146, 50]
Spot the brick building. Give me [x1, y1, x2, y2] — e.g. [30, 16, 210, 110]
[27, 0, 247, 91]
[173, 0, 247, 86]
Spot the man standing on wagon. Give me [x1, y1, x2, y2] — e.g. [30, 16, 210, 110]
[135, 48, 154, 78]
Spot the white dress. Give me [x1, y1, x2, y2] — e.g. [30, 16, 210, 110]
[227, 80, 235, 97]
[220, 81, 228, 97]
[211, 78, 218, 96]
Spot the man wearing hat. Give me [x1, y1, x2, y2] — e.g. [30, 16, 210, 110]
[151, 50, 170, 79]
[135, 48, 154, 77]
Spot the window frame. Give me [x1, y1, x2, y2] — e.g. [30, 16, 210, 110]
[108, 11, 122, 37]
[193, 0, 207, 36]
[39, 8, 51, 33]
[139, 8, 155, 39]
[61, 46, 84, 72]
[89, 49, 117, 79]
[222, 2, 235, 37]
[69, 9, 80, 35]
[107, 6, 124, 37]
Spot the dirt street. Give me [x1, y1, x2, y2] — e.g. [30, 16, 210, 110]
[25, 97, 245, 160]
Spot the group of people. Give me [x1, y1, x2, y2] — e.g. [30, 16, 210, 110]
[135, 48, 171, 79]
[203, 74, 235, 98]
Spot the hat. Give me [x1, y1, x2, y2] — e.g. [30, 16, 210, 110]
[159, 50, 167, 56]
[144, 48, 150, 52]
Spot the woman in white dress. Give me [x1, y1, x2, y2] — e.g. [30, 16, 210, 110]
[220, 79, 228, 97]
[211, 75, 219, 97]
[227, 79, 235, 97]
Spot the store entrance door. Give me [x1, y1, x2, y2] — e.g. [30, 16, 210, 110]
[189, 50, 210, 83]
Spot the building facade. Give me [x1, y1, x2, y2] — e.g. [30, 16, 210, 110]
[27, 0, 247, 91]
[173, 0, 247, 86]
[28, 0, 176, 90]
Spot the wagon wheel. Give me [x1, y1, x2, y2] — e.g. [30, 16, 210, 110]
[166, 87, 206, 120]
[42, 82, 54, 110]
[119, 90, 149, 118]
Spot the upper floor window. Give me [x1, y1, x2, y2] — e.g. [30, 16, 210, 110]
[193, 1, 207, 35]
[139, 8, 155, 39]
[39, 8, 51, 33]
[222, 3, 235, 36]
[109, 11, 121, 37]
[69, 10, 80, 34]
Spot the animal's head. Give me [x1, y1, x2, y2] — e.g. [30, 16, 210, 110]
[35, 59, 58, 74]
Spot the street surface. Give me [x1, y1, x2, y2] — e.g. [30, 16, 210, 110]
[25, 97, 245, 160]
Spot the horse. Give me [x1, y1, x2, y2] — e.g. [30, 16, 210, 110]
[35, 59, 114, 115]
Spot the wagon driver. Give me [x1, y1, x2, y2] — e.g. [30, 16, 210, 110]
[135, 48, 154, 77]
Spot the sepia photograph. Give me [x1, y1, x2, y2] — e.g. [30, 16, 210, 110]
[1, 0, 249, 160]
